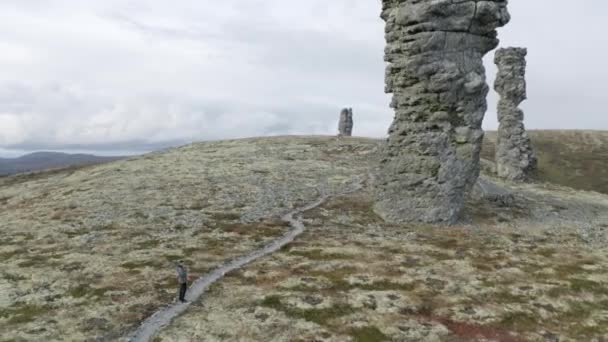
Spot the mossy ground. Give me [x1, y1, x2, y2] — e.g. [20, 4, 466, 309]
[158, 191, 608, 341]
[0, 136, 379, 340]
[1, 134, 607, 341]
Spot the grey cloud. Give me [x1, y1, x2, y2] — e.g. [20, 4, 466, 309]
[483, 0, 608, 130]
[0, 0, 606, 158]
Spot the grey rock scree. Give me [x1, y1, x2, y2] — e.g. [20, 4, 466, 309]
[374, 0, 510, 224]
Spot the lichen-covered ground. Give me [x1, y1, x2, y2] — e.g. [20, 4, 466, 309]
[1, 135, 608, 341]
[0, 136, 379, 341]
[158, 187, 608, 341]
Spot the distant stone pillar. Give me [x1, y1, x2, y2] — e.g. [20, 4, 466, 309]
[374, 0, 510, 224]
[338, 108, 353, 137]
[494, 47, 537, 181]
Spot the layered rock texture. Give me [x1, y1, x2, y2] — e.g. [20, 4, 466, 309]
[494, 47, 537, 181]
[375, 0, 510, 224]
[338, 108, 354, 137]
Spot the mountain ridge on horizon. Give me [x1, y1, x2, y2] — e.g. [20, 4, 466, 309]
[0, 151, 124, 176]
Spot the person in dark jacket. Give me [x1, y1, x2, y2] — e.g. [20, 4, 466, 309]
[176, 261, 188, 303]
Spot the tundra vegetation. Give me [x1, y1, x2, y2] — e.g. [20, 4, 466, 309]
[1, 134, 607, 341]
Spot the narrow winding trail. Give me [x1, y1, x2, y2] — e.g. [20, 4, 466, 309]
[126, 176, 366, 342]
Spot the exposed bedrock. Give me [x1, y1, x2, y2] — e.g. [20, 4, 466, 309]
[338, 108, 354, 136]
[494, 47, 537, 181]
[374, 0, 510, 224]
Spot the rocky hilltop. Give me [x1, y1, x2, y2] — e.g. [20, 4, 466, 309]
[1, 133, 608, 341]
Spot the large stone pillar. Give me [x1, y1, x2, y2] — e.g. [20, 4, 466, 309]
[374, 0, 510, 224]
[494, 47, 537, 181]
[338, 108, 354, 137]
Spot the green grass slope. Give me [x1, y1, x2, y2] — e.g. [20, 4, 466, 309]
[482, 130, 608, 194]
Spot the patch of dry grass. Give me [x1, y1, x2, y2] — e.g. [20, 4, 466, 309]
[483, 130, 608, 194]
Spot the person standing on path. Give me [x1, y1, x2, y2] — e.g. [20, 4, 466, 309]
[176, 261, 188, 303]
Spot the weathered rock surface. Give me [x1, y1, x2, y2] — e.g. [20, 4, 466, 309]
[338, 108, 353, 137]
[472, 177, 514, 207]
[494, 47, 537, 181]
[374, 0, 511, 224]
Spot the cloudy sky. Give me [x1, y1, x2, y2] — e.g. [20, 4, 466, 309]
[0, 0, 606, 157]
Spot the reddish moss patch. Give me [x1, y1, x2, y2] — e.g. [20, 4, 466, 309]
[433, 316, 522, 342]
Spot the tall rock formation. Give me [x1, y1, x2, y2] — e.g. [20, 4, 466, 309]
[494, 47, 537, 181]
[338, 108, 354, 137]
[374, 0, 510, 224]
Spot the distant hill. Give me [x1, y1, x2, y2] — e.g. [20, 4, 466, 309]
[482, 130, 608, 194]
[0, 151, 124, 176]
